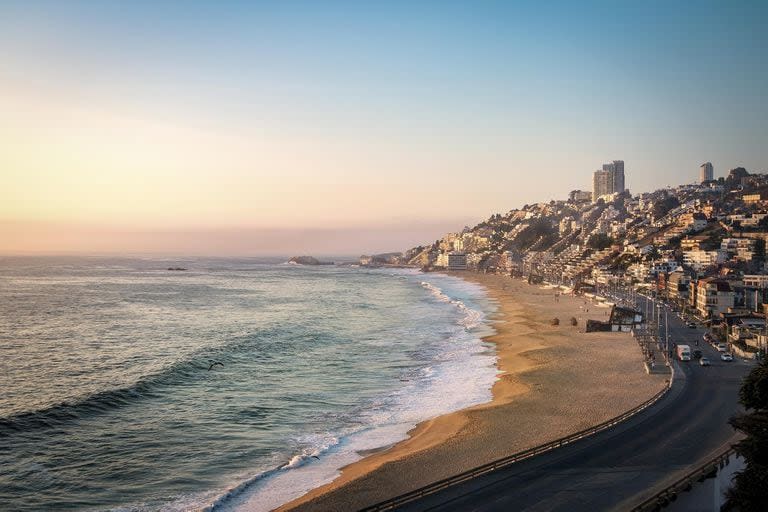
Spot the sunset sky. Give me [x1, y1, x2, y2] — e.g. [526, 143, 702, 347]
[2, 1, 767, 255]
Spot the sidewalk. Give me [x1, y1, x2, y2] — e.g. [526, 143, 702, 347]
[644, 361, 672, 375]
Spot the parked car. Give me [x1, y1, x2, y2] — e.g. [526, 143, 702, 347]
[693, 349, 702, 359]
[721, 353, 734, 362]
[687, 322, 696, 328]
[700, 357, 711, 366]
[716, 343, 728, 352]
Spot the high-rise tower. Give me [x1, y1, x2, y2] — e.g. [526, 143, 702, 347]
[611, 160, 625, 193]
[700, 162, 713, 183]
[593, 160, 626, 201]
[593, 169, 613, 200]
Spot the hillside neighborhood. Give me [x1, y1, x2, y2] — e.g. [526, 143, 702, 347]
[363, 162, 768, 361]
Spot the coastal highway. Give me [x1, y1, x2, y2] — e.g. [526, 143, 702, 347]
[396, 296, 750, 512]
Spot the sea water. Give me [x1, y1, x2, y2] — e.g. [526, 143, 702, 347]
[0, 257, 497, 511]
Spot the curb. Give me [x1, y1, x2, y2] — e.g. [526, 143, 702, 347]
[360, 378, 675, 512]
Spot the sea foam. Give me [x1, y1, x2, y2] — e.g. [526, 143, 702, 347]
[208, 271, 497, 512]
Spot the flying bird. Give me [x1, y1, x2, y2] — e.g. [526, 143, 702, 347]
[208, 362, 224, 371]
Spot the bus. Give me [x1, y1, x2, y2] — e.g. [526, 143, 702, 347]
[677, 344, 691, 361]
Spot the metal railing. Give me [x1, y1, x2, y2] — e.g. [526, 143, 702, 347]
[360, 380, 674, 512]
[630, 444, 737, 512]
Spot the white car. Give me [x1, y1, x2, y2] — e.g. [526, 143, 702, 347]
[721, 353, 734, 362]
[716, 343, 728, 352]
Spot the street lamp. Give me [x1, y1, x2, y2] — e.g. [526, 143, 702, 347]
[665, 307, 670, 363]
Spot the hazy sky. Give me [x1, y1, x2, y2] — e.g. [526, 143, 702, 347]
[2, 1, 767, 255]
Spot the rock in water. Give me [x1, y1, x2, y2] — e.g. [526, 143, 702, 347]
[288, 256, 333, 265]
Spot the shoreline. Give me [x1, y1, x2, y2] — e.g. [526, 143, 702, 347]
[276, 272, 667, 512]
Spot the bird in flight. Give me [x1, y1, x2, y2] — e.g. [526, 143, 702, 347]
[208, 362, 224, 371]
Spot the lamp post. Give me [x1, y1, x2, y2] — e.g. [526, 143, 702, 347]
[665, 307, 670, 364]
[657, 302, 662, 352]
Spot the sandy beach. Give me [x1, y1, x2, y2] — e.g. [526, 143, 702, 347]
[279, 272, 667, 512]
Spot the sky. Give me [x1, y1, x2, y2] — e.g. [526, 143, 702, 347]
[1, 1, 767, 256]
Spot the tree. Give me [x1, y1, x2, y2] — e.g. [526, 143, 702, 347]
[652, 195, 680, 219]
[490, 229, 507, 252]
[587, 233, 613, 250]
[723, 359, 768, 510]
[646, 245, 661, 261]
[514, 219, 555, 252]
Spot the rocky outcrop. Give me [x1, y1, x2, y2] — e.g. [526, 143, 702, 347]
[359, 252, 404, 266]
[288, 256, 333, 265]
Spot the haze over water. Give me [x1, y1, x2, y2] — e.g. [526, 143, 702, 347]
[0, 257, 496, 511]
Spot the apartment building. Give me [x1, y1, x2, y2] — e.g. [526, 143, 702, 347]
[695, 278, 735, 319]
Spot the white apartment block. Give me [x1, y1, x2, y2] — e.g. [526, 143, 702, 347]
[695, 279, 735, 319]
[721, 238, 756, 262]
[743, 275, 768, 288]
[683, 250, 727, 271]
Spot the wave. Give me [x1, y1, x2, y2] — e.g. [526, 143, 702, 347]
[203, 437, 339, 511]
[193, 274, 496, 512]
[0, 363, 198, 435]
[0, 329, 281, 435]
[420, 281, 483, 330]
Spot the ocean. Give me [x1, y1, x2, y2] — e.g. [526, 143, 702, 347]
[0, 257, 497, 511]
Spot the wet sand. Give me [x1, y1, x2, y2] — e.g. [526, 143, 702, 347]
[278, 272, 667, 512]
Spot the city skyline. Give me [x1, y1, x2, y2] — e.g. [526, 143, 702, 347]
[0, 159, 746, 256]
[2, 1, 767, 255]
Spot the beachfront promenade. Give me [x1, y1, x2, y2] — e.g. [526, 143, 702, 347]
[392, 296, 749, 512]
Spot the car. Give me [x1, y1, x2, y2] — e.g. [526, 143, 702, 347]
[700, 357, 711, 366]
[687, 322, 696, 328]
[721, 353, 734, 362]
[693, 349, 702, 359]
[716, 343, 728, 352]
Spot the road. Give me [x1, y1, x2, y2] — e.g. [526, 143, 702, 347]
[397, 295, 751, 512]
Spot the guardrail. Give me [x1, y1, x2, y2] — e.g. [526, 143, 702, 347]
[360, 378, 674, 512]
[630, 445, 737, 512]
